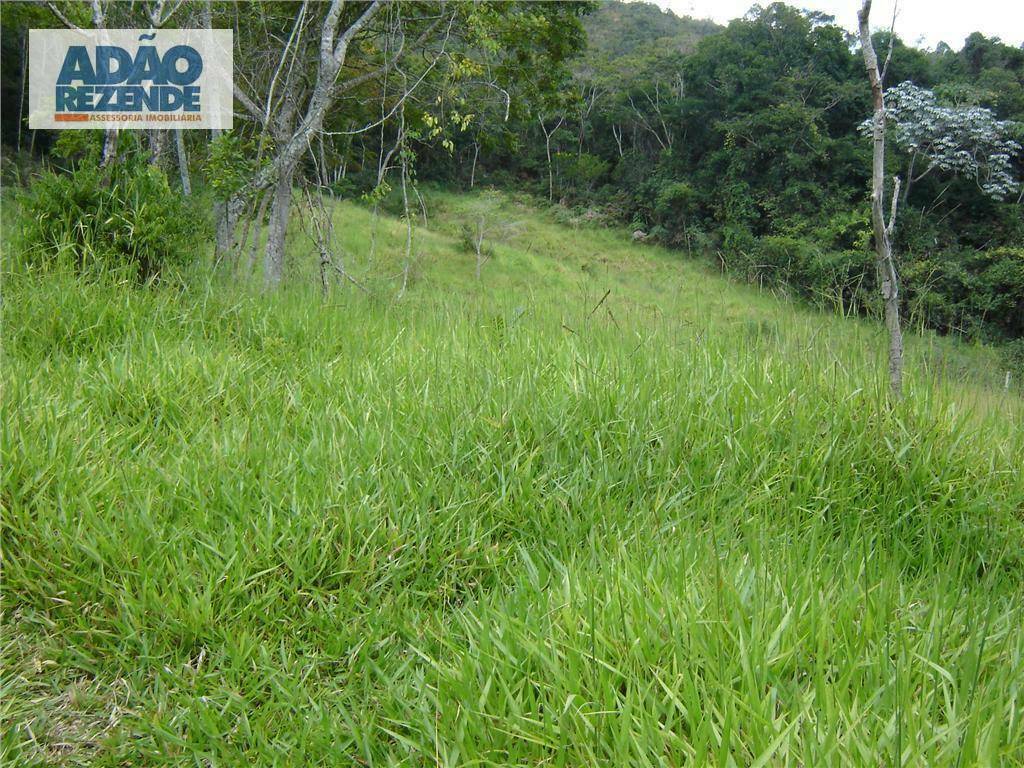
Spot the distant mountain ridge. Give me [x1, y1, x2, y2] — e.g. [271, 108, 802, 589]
[582, 0, 722, 61]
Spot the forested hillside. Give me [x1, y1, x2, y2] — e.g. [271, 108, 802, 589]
[427, 3, 1024, 349]
[3, 1, 1021, 358]
[581, 0, 721, 58]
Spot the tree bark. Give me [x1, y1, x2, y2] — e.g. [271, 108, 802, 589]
[546, 129, 554, 202]
[398, 132, 413, 297]
[858, 0, 903, 399]
[174, 129, 191, 195]
[539, 116, 563, 203]
[215, 194, 244, 264]
[470, 141, 479, 189]
[612, 124, 624, 159]
[264, 161, 296, 288]
[148, 130, 166, 166]
[101, 129, 119, 167]
[248, 192, 270, 275]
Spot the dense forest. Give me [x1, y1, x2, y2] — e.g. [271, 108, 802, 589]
[433, 2, 1024, 346]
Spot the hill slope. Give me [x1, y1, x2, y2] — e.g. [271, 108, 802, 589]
[3, 190, 1024, 765]
[581, 0, 721, 60]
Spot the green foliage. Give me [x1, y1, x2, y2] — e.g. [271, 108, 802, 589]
[51, 130, 104, 165]
[1003, 339, 1024, 380]
[902, 247, 1024, 340]
[556, 151, 608, 195]
[651, 180, 699, 244]
[19, 157, 208, 281]
[581, 0, 719, 59]
[204, 132, 268, 201]
[456, 2, 1022, 345]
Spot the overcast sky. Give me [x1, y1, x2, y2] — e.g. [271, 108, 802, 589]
[652, 0, 1024, 49]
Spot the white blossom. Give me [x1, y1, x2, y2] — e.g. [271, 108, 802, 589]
[860, 81, 1022, 200]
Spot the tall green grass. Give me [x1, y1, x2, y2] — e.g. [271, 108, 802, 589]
[3, 191, 1023, 765]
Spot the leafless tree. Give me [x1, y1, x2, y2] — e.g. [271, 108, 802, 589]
[463, 191, 520, 280]
[538, 114, 565, 202]
[575, 82, 603, 159]
[858, 0, 904, 398]
[173, 131, 191, 195]
[628, 82, 674, 152]
[611, 124, 625, 159]
[233, 1, 455, 288]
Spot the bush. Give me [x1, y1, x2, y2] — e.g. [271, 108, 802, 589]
[0, 148, 42, 188]
[649, 181, 700, 246]
[458, 223, 494, 261]
[972, 248, 1024, 339]
[20, 157, 208, 282]
[1002, 339, 1024, 384]
[902, 247, 1024, 341]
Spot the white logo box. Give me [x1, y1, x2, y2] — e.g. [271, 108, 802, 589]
[29, 28, 233, 130]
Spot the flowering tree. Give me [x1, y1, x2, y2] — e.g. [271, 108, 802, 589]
[861, 81, 1022, 201]
[855, 0, 1022, 403]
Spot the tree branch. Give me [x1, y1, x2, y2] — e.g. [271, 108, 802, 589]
[880, 1, 898, 83]
[46, 2, 82, 30]
[233, 83, 264, 122]
[887, 176, 900, 236]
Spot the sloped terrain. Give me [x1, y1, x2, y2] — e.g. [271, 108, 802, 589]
[3, 190, 1023, 765]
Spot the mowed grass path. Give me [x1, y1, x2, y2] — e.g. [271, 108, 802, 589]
[3, 190, 1024, 765]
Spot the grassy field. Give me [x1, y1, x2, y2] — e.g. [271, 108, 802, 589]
[3, 189, 1024, 765]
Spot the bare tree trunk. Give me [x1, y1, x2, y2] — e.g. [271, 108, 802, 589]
[86, 2, 118, 168]
[215, 195, 242, 261]
[414, 184, 428, 225]
[539, 116, 563, 203]
[612, 124, 624, 159]
[264, 162, 296, 288]
[101, 129, 119, 167]
[204, 0, 231, 256]
[174, 129, 191, 195]
[148, 130, 166, 165]
[859, 0, 903, 399]
[545, 129, 554, 202]
[248, 193, 270, 275]
[398, 138, 413, 298]
[470, 141, 479, 189]
[16, 30, 26, 155]
[214, 201, 229, 255]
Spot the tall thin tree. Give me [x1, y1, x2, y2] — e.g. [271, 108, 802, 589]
[858, 0, 903, 399]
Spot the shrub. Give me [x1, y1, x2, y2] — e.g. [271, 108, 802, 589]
[556, 151, 608, 196]
[902, 247, 1024, 340]
[652, 181, 700, 246]
[20, 157, 208, 281]
[972, 247, 1024, 339]
[458, 222, 495, 261]
[0, 148, 42, 188]
[1002, 339, 1024, 384]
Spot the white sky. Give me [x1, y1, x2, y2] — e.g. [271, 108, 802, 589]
[652, 0, 1024, 49]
